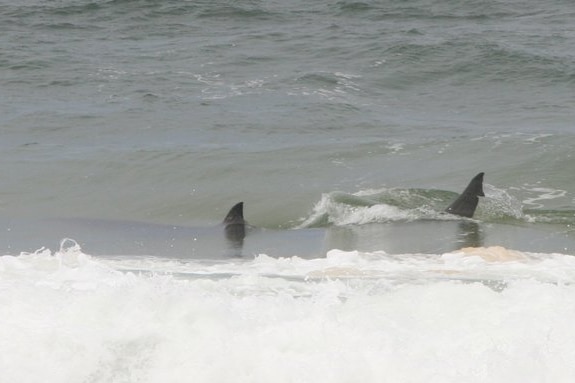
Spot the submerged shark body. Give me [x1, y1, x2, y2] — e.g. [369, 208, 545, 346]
[1, 173, 491, 258]
[0, 204, 327, 259]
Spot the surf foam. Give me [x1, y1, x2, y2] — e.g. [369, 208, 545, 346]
[2, 247, 575, 382]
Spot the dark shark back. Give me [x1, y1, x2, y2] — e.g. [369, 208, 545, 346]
[445, 172, 485, 218]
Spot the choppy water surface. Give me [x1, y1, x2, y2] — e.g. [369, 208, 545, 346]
[1, 0, 575, 381]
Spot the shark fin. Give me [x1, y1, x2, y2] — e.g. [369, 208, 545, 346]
[223, 202, 246, 251]
[223, 202, 245, 225]
[445, 172, 485, 218]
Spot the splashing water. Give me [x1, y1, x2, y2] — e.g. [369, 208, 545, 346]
[3, 245, 575, 382]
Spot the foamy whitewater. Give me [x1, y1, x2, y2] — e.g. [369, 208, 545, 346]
[3, 245, 575, 382]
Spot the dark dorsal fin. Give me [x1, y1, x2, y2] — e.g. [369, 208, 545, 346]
[223, 202, 246, 253]
[223, 202, 245, 225]
[445, 172, 485, 218]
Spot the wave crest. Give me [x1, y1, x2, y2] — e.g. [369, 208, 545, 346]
[299, 184, 557, 227]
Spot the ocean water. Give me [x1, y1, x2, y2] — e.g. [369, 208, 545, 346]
[2, 0, 575, 381]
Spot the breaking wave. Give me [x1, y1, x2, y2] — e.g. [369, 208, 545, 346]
[298, 184, 535, 228]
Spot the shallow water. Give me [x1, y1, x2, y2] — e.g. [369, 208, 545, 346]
[2, 0, 575, 381]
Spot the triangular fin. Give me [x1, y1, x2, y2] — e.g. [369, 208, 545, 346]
[445, 172, 485, 218]
[223, 202, 246, 252]
[223, 202, 244, 225]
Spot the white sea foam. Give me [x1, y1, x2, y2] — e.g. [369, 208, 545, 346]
[299, 184, 533, 228]
[522, 186, 567, 209]
[298, 191, 433, 228]
[2, 246, 575, 382]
